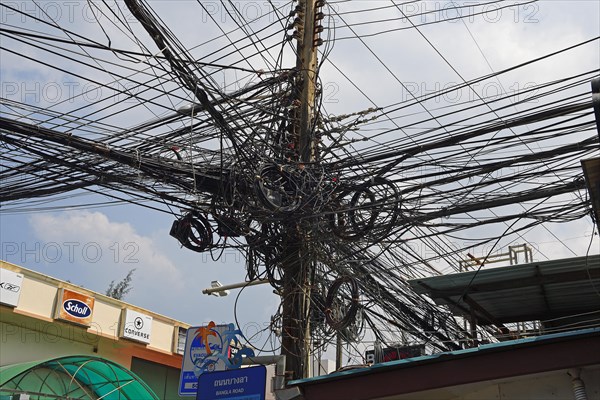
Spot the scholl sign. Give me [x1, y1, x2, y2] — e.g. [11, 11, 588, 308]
[63, 299, 92, 319]
[55, 288, 95, 326]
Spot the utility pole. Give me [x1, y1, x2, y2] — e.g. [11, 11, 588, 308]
[128, 0, 322, 381]
[280, 0, 322, 380]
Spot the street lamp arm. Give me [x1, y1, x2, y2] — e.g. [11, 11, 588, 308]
[201, 279, 271, 295]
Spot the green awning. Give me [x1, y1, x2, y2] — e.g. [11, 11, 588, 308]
[0, 355, 159, 399]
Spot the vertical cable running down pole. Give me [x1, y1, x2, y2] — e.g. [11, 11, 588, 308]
[280, 0, 321, 381]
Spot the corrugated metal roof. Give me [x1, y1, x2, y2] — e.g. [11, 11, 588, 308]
[408, 254, 600, 325]
[288, 327, 600, 387]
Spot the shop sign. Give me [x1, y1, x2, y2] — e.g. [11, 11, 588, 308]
[366, 344, 425, 364]
[179, 322, 255, 396]
[197, 365, 266, 400]
[121, 309, 153, 344]
[0, 268, 24, 307]
[55, 288, 95, 326]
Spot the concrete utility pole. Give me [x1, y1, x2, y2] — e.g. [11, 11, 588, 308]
[281, 0, 321, 380]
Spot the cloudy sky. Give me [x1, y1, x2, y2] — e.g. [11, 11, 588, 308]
[1, 0, 599, 358]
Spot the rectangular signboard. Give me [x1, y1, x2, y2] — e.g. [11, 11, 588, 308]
[366, 344, 425, 364]
[55, 288, 95, 326]
[0, 268, 24, 307]
[121, 309, 153, 344]
[179, 323, 232, 396]
[197, 366, 266, 400]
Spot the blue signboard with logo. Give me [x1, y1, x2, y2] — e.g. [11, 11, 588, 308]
[179, 323, 231, 395]
[179, 322, 256, 396]
[197, 365, 267, 400]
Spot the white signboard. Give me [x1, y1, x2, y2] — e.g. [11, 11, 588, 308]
[0, 268, 24, 307]
[179, 323, 232, 396]
[121, 309, 153, 344]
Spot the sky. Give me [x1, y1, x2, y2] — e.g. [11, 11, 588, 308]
[1, 0, 599, 360]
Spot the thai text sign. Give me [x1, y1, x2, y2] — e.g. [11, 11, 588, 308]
[179, 322, 256, 396]
[196, 366, 266, 400]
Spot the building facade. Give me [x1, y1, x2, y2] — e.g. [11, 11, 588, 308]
[1, 260, 188, 399]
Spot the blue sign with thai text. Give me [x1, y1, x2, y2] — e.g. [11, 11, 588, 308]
[179, 322, 256, 396]
[196, 365, 267, 400]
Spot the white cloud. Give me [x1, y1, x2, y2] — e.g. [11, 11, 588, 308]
[26, 209, 280, 328]
[29, 210, 184, 309]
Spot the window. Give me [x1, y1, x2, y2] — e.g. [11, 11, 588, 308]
[175, 326, 187, 355]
